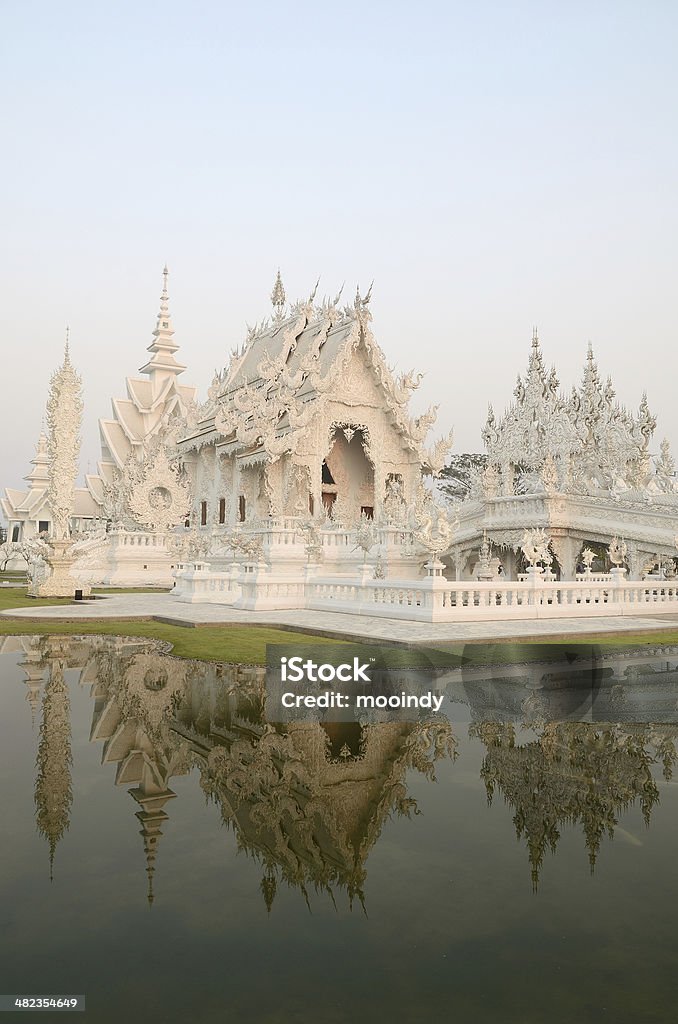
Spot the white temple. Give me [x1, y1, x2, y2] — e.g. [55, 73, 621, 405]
[96, 265, 198, 501]
[3, 269, 678, 621]
[451, 332, 678, 583]
[1, 427, 101, 544]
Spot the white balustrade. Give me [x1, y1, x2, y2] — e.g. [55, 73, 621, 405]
[171, 539, 678, 621]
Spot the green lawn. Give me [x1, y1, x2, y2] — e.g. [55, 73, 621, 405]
[0, 587, 339, 665]
[2, 585, 678, 666]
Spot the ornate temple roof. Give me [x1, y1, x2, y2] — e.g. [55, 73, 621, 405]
[1, 429, 102, 527]
[178, 275, 452, 474]
[481, 330, 661, 493]
[96, 267, 198, 485]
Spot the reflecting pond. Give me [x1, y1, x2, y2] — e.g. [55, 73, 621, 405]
[2, 635, 678, 1023]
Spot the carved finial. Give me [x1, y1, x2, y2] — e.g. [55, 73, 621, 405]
[331, 283, 345, 308]
[271, 269, 286, 319]
[363, 280, 374, 305]
[64, 325, 70, 364]
[147, 865, 155, 907]
[531, 326, 539, 348]
[260, 868, 277, 914]
[159, 264, 169, 316]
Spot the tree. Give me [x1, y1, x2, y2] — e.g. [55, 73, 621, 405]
[437, 453, 487, 502]
[0, 541, 14, 571]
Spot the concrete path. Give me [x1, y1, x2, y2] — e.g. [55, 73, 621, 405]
[3, 593, 678, 645]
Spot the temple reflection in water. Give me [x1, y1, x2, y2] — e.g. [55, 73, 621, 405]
[5, 636, 457, 907]
[5, 635, 678, 899]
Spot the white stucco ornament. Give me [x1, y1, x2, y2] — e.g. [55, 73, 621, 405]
[413, 486, 458, 558]
[46, 339, 83, 541]
[608, 536, 628, 566]
[127, 447, 192, 531]
[521, 528, 552, 568]
[581, 548, 596, 570]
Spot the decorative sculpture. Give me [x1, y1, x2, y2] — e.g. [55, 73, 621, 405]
[608, 536, 627, 567]
[126, 445, 192, 532]
[482, 334, 659, 496]
[581, 548, 596, 573]
[476, 530, 494, 580]
[413, 486, 458, 573]
[520, 528, 553, 571]
[29, 340, 91, 597]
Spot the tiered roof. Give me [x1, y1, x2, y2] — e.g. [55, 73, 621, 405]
[179, 275, 452, 475]
[97, 267, 198, 485]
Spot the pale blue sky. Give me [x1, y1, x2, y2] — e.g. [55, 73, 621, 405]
[1, 1, 677, 490]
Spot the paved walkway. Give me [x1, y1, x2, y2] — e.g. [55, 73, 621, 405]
[3, 593, 678, 645]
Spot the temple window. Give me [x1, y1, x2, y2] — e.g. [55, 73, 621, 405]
[238, 495, 246, 522]
[361, 506, 374, 519]
[201, 500, 207, 526]
[11, 526, 20, 542]
[38, 520, 49, 533]
[321, 461, 335, 485]
[218, 497, 226, 524]
[308, 493, 314, 515]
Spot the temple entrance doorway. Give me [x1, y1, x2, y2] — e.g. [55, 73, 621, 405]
[322, 427, 374, 521]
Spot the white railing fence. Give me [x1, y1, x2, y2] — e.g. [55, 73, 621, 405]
[174, 561, 678, 622]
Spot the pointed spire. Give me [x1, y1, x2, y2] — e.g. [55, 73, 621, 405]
[24, 428, 50, 485]
[260, 868, 277, 914]
[160, 264, 169, 315]
[581, 341, 603, 399]
[64, 325, 70, 365]
[271, 269, 286, 319]
[34, 659, 73, 884]
[155, 264, 172, 334]
[129, 784, 176, 909]
[139, 265, 186, 388]
[526, 326, 546, 379]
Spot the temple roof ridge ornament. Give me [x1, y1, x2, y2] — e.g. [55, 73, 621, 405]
[481, 330, 665, 496]
[271, 269, 286, 320]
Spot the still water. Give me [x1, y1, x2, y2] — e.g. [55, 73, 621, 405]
[2, 635, 678, 1023]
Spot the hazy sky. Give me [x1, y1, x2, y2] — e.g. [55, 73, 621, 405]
[1, 1, 677, 497]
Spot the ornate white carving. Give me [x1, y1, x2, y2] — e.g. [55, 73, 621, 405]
[581, 547, 596, 570]
[482, 334, 660, 497]
[126, 446, 192, 531]
[46, 345, 83, 541]
[520, 528, 552, 568]
[655, 439, 676, 493]
[413, 485, 458, 558]
[608, 536, 627, 566]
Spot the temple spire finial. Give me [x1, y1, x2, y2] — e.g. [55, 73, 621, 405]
[159, 265, 169, 317]
[532, 326, 539, 348]
[271, 269, 286, 319]
[64, 325, 70, 364]
[139, 265, 186, 385]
